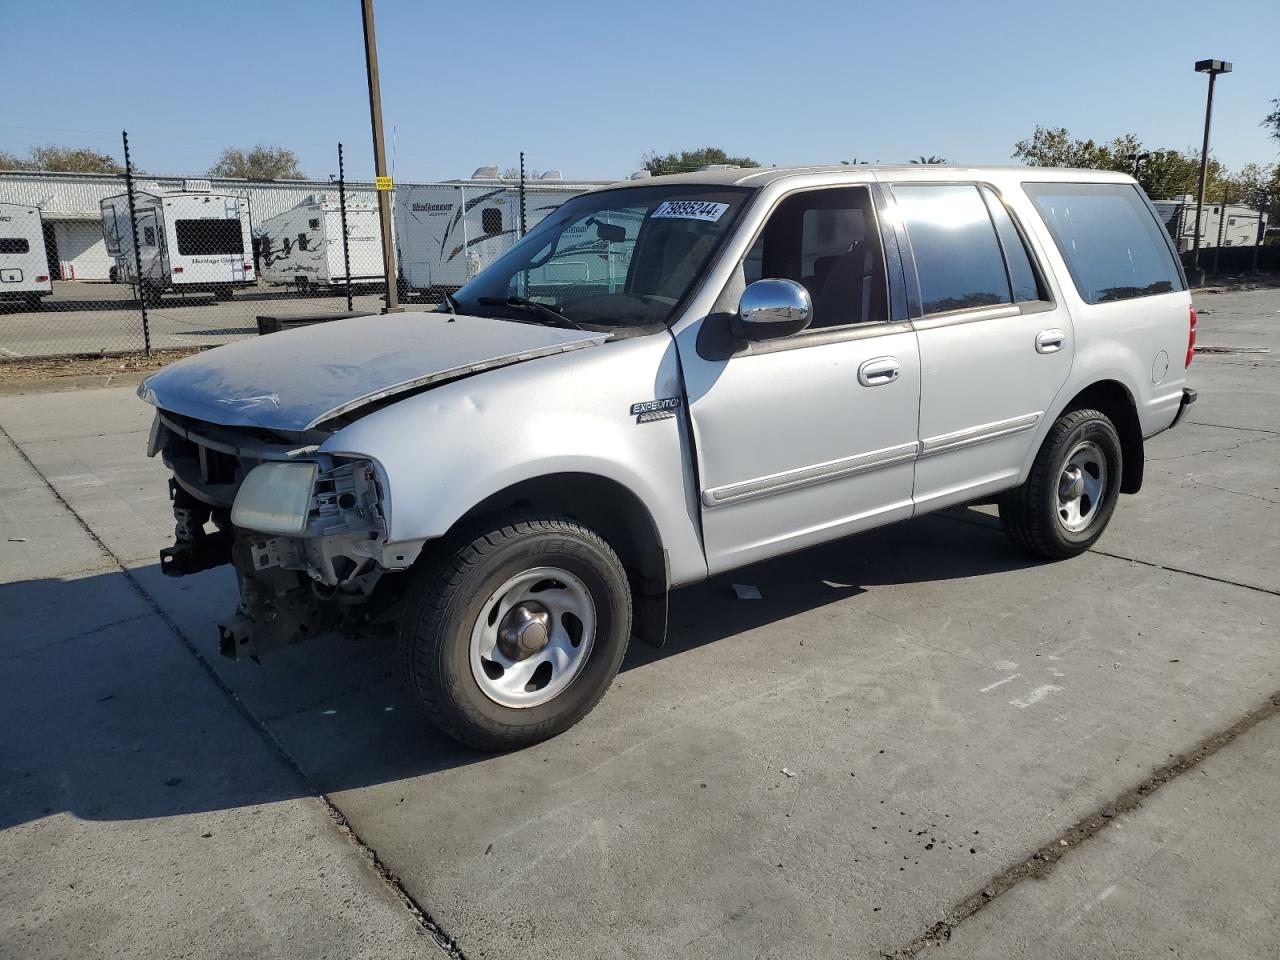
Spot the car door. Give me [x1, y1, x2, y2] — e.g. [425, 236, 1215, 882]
[889, 181, 1074, 512]
[676, 185, 921, 574]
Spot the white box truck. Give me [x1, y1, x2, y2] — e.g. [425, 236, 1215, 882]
[257, 193, 384, 290]
[1151, 196, 1268, 253]
[100, 181, 255, 305]
[0, 201, 52, 310]
[394, 171, 603, 298]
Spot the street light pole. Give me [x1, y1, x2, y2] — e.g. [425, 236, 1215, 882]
[1191, 59, 1232, 277]
[361, 0, 399, 312]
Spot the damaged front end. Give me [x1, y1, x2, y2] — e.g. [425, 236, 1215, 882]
[150, 411, 413, 660]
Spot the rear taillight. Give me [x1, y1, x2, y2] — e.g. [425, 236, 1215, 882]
[173, 266, 184, 274]
[36, 275, 48, 282]
[243, 263, 253, 270]
[1186, 305, 1197, 368]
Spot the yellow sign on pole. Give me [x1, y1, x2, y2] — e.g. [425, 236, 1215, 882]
[375, 176, 394, 191]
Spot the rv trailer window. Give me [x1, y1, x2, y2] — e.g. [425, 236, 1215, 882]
[482, 208, 502, 235]
[143, 226, 157, 246]
[309, 218, 321, 230]
[0, 238, 31, 254]
[175, 219, 245, 256]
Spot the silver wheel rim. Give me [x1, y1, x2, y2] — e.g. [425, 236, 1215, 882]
[1056, 440, 1107, 533]
[469, 566, 596, 709]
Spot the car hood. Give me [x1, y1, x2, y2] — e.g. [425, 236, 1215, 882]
[138, 312, 608, 432]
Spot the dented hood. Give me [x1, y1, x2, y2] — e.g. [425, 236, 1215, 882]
[139, 312, 607, 432]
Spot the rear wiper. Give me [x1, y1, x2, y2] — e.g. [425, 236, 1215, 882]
[476, 296, 583, 330]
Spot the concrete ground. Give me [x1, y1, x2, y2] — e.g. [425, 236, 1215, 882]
[0, 279, 427, 358]
[1, 287, 1277, 959]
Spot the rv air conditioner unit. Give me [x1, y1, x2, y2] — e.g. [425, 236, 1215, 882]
[629, 170, 652, 180]
[183, 179, 212, 192]
[539, 170, 563, 180]
[471, 166, 500, 179]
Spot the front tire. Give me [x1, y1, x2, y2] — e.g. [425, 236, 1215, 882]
[999, 408, 1122, 560]
[398, 515, 632, 750]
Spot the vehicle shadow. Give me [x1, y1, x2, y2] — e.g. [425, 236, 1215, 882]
[0, 509, 1030, 830]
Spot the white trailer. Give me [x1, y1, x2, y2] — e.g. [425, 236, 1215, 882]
[100, 181, 255, 304]
[394, 172, 603, 297]
[256, 193, 383, 290]
[1152, 196, 1268, 253]
[0, 201, 52, 310]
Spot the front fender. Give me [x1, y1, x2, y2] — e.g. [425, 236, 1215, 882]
[320, 333, 709, 586]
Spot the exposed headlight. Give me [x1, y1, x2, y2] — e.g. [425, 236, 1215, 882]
[231, 461, 318, 535]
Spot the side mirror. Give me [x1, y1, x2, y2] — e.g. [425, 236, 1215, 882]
[731, 278, 812, 341]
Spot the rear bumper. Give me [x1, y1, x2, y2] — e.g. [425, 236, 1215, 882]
[1171, 387, 1197, 428]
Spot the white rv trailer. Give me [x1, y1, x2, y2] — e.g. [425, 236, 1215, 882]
[100, 181, 255, 304]
[1151, 196, 1268, 253]
[257, 193, 384, 289]
[394, 171, 605, 297]
[0, 201, 52, 310]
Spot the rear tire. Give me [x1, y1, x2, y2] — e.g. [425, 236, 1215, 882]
[999, 408, 1122, 560]
[140, 282, 162, 307]
[214, 286, 233, 301]
[397, 514, 632, 751]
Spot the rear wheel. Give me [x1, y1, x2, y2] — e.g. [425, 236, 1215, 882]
[24, 295, 43, 312]
[140, 282, 162, 307]
[214, 286, 233, 301]
[999, 408, 1122, 560]
[397, 514, 632, 750]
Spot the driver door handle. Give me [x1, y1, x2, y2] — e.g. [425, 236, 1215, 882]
[1036, 329, 1066, 354]
[858, 356, 901, 386]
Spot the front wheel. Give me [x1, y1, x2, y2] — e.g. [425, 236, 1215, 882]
[999, 408, 1122, 560]
[397, 515, 632, 750]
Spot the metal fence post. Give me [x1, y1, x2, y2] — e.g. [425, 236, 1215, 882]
[121, 130, 152, 356]
[338, 143, 354, 312]
[1213, 188, 1227, 274]
[1253, 213, 1262, 273]
[519, 151, 527, 238]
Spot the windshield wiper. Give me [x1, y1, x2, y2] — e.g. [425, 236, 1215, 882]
[439, 291, 459, 314]
[476, 296, 583, 330]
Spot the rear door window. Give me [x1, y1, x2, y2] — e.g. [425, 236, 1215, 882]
[174, 219, 245, 256]
[0, 238, 31, 254]
[893, 184, 1011, 315]
[1023, 182, 1185, 304]
[980, 187, 1043, 302]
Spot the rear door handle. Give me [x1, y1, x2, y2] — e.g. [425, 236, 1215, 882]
[858, 356, 901, 386]
[1035, 328, 1066, 354]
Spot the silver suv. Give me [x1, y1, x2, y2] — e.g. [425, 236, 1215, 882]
[141, 165, 1197, 749]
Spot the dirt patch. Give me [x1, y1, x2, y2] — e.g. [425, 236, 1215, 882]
[0, 348, 207, 394]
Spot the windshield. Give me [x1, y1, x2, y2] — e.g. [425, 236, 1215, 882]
[452, 184, 753, 329]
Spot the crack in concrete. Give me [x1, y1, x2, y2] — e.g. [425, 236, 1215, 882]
[1146, 433, 1276, 462]
[2, 611, 156, 662]
[0, 422, 466, 959]
[886, 690, 1280, 958]
[1184, 420, 1280, 436]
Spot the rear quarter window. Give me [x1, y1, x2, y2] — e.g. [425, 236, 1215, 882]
[1023, 182, 1185, 304]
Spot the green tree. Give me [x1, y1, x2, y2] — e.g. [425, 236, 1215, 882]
[1012, 126, 1141, 172]
[1263, 98, 1280, 145]
[909, 155, 948, 164]
[209, 145, 304, 180]
[0, 144, 124, 173]
[641, 147, 759, 176]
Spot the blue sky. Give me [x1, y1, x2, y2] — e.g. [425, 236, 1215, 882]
[2, 0, 1277, 182]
